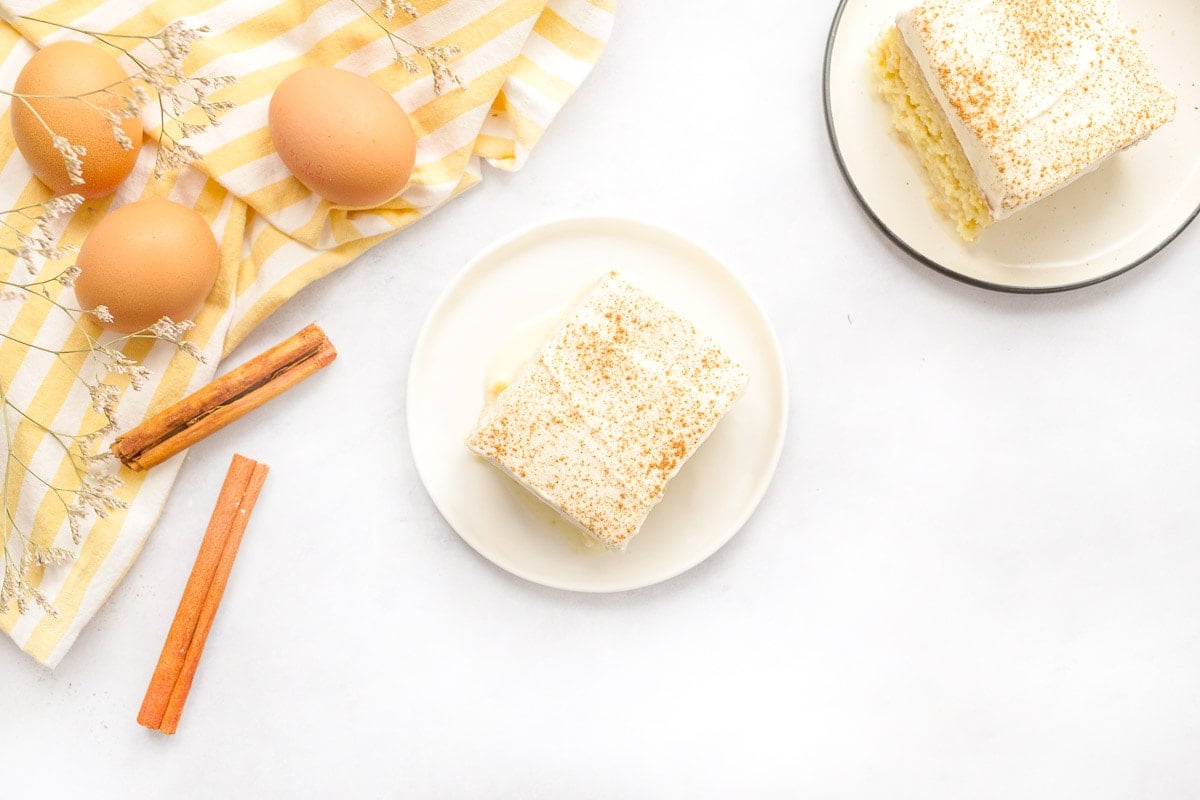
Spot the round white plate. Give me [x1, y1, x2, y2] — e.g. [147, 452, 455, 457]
[407, 217, 788, 592]
[824, 0, 1200, 292]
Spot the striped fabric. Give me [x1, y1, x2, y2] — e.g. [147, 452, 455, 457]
[0, 0, 614, 666]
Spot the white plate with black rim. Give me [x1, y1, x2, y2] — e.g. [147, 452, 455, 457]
[407, 217, 787, 593]
[823, 0, 1200, 292]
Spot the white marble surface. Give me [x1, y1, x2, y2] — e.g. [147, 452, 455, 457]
[4, 1, 1200, 797]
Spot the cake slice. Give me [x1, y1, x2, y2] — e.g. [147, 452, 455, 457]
[466, 273, 749, 551]
[874, 0, 1176, 241]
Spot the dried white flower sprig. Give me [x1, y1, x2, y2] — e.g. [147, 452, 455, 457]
[0, 197, 205, 617]
[0, 14, 233, 618]
[4, 16, 236, 179]
[352, 0, 463, 95]
[0, 194, 82, 272]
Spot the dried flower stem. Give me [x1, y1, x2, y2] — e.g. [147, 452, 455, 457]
[9, 17, 236, 179]
[0, 14, 233, 617]
[349, 0, 463, 95]
[0, 197, 205, 617]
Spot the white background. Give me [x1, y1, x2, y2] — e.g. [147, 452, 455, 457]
[4, 1, 1200, 797]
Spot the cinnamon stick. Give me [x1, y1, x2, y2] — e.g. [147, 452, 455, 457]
[113, 324, 335, 471]
[138, 454, 269, 734]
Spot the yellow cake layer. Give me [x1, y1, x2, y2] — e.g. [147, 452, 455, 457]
[873, 26, 992, 242]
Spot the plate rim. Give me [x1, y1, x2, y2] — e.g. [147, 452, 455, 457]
[405, 214, 789, 593]
[821, 0, 1200, 295]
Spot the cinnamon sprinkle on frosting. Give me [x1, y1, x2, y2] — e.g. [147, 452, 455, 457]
[897, 0, 1175, 217]
[466, 273, 749, 551]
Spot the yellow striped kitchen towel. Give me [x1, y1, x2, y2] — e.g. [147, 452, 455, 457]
[0, 0, 614, 667]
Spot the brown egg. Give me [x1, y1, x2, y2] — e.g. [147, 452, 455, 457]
[74, 200, 220, 333]
[268, 67, 416, 207]
[10, 41, 142, 199]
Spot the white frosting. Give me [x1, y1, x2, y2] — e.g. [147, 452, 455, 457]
[466, 273, 749, 551]
[896, 0, 1175, 220]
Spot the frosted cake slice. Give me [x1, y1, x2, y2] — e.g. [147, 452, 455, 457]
[466, 273, 749, 551]
[874, 0, 1176, 241]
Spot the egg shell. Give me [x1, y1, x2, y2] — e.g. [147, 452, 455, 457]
[74, 200, 220, 333]
[268, 67, 416, 208]
[10, 41, 142, 199]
